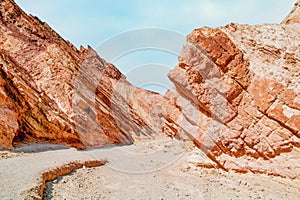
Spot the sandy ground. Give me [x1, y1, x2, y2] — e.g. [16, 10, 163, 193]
[1, 139, 300, 200]
[0, 145, 103, 200]
[45, 140, 300, 200]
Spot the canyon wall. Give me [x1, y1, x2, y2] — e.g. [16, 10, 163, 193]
[165, 1, 300, 178]
[0, 0, 165, 149]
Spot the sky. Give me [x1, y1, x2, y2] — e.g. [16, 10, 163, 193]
[15, 0, 296, 48]
[14, 0, 296, 93]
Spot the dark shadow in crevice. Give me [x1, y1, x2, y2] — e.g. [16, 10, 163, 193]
[11, 143, 70, 153]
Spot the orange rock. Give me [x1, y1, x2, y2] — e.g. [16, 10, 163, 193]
[286, 115, 300, 134]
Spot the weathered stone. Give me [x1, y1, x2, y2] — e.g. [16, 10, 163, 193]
[165, 0, 300, 178]
[0, 0, 168, 149]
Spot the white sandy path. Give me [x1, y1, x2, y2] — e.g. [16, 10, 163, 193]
[0, 147, 103, 199]
[0, 139, 187, 199]
[2, 139, 300, 200]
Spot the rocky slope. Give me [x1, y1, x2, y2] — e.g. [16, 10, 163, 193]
[0, 0, 299, 179]
[165, 1, 300, 178]
[0, 0, 166, 149]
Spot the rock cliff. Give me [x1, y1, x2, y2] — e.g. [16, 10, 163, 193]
[0, 0, 164, 149]
[0, 0, 299, 178]
[165, 1, 300, 178]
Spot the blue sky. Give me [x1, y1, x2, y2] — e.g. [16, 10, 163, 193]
[14, 0, 296, 93]
[15, 0, 295, 48]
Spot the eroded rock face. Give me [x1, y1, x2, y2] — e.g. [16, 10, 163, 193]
[165, 1, 300, 178]
[282, 0, 300, 24]
[0, 0, 165, 149]
[0, 0, 299, 178]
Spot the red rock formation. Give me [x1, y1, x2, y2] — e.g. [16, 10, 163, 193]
[282, 0, 300, 24]
[0, 0, 163, 149]
[0, 0, 299, 179]
[165, 0, 300, 178]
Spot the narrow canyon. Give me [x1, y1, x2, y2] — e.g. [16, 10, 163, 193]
[0, 0, 300, 199]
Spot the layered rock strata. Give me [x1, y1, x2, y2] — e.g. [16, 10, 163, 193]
[0, 0, 164, 149]
[165, 1, 300, 178]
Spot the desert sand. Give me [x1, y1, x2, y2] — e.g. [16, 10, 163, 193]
[1, 139, 299, 199]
